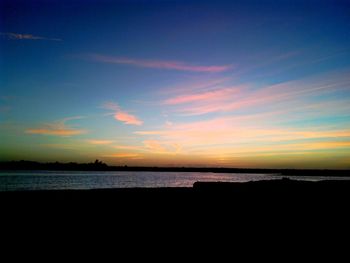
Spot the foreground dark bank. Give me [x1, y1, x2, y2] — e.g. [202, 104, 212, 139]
[1, 160, 349, 176]
[2, 179, 350, 206]
[3, 179, 350, 246]
[2, 179, 350, 228]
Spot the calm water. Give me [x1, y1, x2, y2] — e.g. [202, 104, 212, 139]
[1, 171, 350, 191]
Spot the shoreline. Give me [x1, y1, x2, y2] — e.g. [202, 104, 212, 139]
[1, 161, 349, 176]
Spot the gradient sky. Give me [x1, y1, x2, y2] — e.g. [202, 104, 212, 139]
[1, 0, 350, 168]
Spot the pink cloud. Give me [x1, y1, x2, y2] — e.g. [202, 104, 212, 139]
[134, 116, 350, 154]
[164, 87, 241, 105]
[103, 102, 143, 126]
[115, 111, 143, 125]
[160, 77, 231, 95]
[89, 54, 231, 73]
[171, 71, 350, 115]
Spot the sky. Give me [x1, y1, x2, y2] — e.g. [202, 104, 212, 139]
[1, 0, 350, 168]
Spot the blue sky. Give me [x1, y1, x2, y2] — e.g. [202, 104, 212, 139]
[1, 0, 350, 168]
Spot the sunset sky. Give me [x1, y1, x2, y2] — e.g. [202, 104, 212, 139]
[1, 0, 350, 168]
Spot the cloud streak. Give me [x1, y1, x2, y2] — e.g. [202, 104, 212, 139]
[103, 102, 143, 125]
[115, 112, 143, 126]
[164, 87, 241, 105]
[134, 114, 350, 154]
[143, 140, 167, 152]
[113, 142, 181, 154]
[26, 128, 84, 136]
[26, 117, 86, 137]
[89, 54, 231, 73]
[114, 145, 145, 151]
[165, 70, 350, 116]
[0, 32, 62, 41]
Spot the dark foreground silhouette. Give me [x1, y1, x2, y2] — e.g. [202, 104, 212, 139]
[1, 160, 349, 176]
[1, 178, 350, 209]
[2, 178, 350, 234]
[3, 179, 350, 250]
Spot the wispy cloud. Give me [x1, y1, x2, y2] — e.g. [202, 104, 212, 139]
[26, 128, 84, 136]
[165, 70, 350, 116]
[143, 140, 182, 154]
[114, 145, 145, 151]
[0, 32, 62, 41]
[160, 77, 231, 95]
[112, 141, 181, 154]
[134, 131, 168, 135]
[103, 102, 143, 125]
[164, 86, 242, 105]
[115, 112, 143, 126]
[140, 72, 350, 153]
[88, 54, 231, 73]
[26, 116, 86, 137]
[143, 140, 167, 152]
[87, 140, 114, 145]
[134, 111, 350, 155]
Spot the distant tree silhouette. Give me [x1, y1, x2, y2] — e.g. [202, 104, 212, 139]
[0, 160, 348, 176]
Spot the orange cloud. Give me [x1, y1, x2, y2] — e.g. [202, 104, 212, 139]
[143, 140, 182, 154]
[112, 141, 182, 154]
[194, 141, 350, 156]
[26, 117, 86, 137]
[26, 128, 84, 136]
[89, 54, 231, 73]
[143, 140, 167, 152]
[87, 140, 114, 145]
[134, 113, 350, 156]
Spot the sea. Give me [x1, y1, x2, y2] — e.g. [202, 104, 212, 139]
[1, 171, 350, 191]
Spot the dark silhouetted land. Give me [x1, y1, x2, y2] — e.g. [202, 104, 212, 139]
[1, 179, 350, 215]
